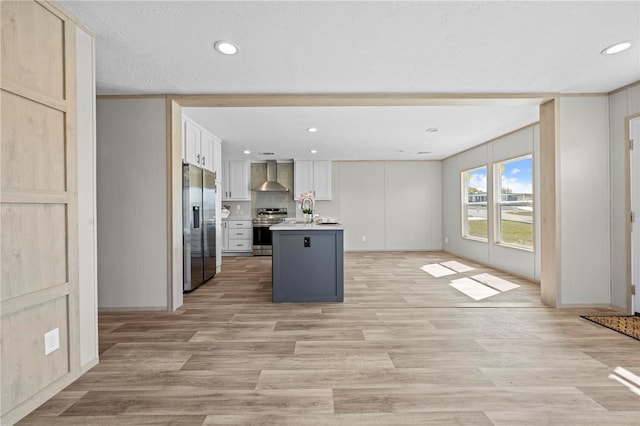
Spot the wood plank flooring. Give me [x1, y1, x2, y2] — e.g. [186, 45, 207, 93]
[19, 252, 640, 425]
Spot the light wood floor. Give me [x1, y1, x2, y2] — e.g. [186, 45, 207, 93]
[19, 252, 640, 425]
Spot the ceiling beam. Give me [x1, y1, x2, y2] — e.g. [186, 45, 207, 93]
[168, 93, 555, 108]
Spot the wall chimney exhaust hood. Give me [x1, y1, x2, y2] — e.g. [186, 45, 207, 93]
[254, 160, 289, 192]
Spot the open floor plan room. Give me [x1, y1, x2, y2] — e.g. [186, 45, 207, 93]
[4, 2, 640, 425]
[18, 252, 640, 425]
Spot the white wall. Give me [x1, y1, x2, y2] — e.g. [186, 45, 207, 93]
[76, 28, 98, 370]
[609, 83, 640, 310]
[321, 161, 441, 251]
[385, 162, 441, 250]
[339, 162, 387, 249]
[441, 125, 539, 281]
[96, 98, 168, 310]
[558, 96, 611, 305]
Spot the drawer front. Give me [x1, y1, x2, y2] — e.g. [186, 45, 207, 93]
[228, 221, 251, 229]
[229, 228, 251, 239]
[227, 239, 251, 251]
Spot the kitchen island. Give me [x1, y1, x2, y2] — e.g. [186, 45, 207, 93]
[270, 222, 344, 303]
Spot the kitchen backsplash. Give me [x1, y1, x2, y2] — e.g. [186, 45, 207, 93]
[250, 162, 297, 217]
[224, 201, 251, 218]
[224, 162, 331, 219]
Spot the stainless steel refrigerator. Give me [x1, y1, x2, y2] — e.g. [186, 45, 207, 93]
[183, 164, 216, 292]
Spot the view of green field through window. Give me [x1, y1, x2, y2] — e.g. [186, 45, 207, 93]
[462, 156, 534, 250]
[496, 156, 534, 249]
[463, 166, 488, 240]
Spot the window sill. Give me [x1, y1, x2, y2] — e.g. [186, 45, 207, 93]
[462, 236, 488, 244]
[496, 242, 534, 253]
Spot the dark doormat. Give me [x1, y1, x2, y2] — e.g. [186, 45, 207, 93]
[581, 315, 640, 341]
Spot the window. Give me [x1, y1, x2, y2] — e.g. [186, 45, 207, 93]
[462, 166, 488, 241]
[495, 155, 534, 250]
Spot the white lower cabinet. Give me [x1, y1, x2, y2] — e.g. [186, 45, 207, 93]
[221, 220, 229, 251]
[222, 220, 252, 254]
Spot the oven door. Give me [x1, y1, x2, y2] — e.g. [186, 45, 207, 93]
[252, 225, 273, 256]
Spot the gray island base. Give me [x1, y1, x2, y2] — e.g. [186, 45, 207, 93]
[270, 222, 344, 303]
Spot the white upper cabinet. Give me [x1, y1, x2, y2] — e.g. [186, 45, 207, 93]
[294, 160, 332, 200]
[199, 131, 215, 172]
[183, 119, 200, 166]
[294, 160, 313, 198]
[222, 161, 251, 201]
[213, 138, 222, 183]
[312, 160, 332, 200]
[182, 116, 217, 173]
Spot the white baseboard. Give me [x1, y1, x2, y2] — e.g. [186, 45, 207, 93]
[80, 356, 99, 375]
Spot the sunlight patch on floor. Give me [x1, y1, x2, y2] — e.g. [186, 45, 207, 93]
[609, 367, 640, 396]
[472, 273, 520, 291]
[420, 263, 456, 277]
[420, 262, 521, 301]
[440, 260, 475, 273]
[449, 277, 500, 300]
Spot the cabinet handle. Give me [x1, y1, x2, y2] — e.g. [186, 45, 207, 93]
[236, 233, 243, 235]
[202, 156, 206, 165]
[196, 154, 201, 164]
[236, 244, 243, 247]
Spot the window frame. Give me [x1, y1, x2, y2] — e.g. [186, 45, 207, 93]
[461, 165, 488, 243]
[493, 154, 535, 252]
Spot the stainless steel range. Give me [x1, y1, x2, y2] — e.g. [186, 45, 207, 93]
[252, 208, 288, 256]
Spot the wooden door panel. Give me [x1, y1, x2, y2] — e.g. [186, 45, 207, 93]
[1, 1, 65, 100]
[1, 1, 80, 423]
[1, 92, 66, 192]
[1, 204, 67, 299]
[0, 296, 70, 415]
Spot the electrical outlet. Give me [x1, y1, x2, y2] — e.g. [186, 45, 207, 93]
[44, 328, 60, 355]
[445, 237, 449, 243]
[362, 236, 366, 242]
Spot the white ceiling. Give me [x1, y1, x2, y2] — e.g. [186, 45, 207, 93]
[59, 1, 639, 160]
[183, 105, 539, 161]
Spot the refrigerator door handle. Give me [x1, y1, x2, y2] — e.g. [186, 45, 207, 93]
[193, 206, 200, 229]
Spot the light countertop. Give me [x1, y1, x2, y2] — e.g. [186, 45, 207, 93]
[270, 221, 344, 231]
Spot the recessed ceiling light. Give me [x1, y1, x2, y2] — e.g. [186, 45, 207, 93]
[310, 149, 318, 154]
[243, 150, 251, 155]
[307, 127, 318, 133]
[417, 151, 432, 155]
[214, 41, 239, 55]
[426, 128, 438, 133]
[601, 41, 631, 55]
